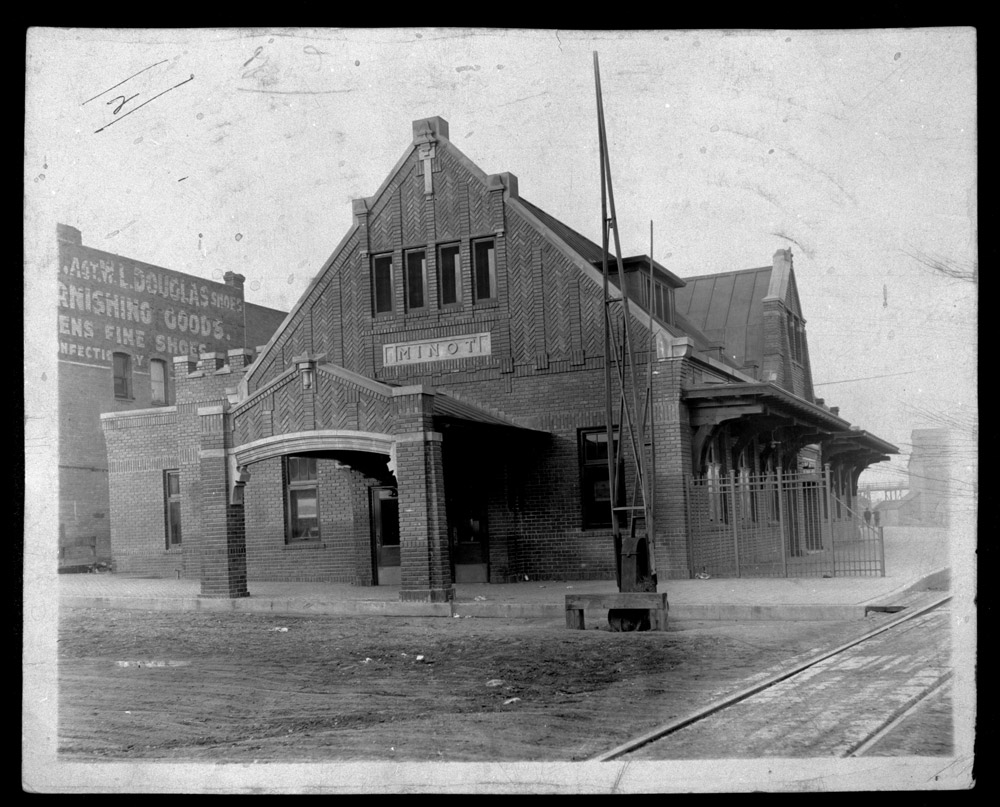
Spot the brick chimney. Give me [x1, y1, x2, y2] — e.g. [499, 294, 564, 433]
[773, 248, 793, 275]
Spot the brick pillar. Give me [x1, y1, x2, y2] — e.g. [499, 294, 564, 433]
[392, 386, 453, 602]
[651, 351, 698, 579]
[197, 404, 248, 598]
[227, 348, 255, 371]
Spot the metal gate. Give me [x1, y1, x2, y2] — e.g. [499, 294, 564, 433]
[687, 468, 884, 578]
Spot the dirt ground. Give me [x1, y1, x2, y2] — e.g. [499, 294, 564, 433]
[57, 608, 900, 762]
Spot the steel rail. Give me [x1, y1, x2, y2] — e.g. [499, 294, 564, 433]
[845, 669, 954, 757]
[591, 592, 952, 761]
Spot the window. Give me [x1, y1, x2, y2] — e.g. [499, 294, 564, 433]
[472, 238, 496, 302]
[737, 450, 755, 521]
[653, 283, 669, 323]
[371, 254, 393, 314]
[438, 243, 462, 306]
[285, 456, 319, 542]
[580, 428, 619, 528]
[150, 359, 168, 405]
[787, 315, 804, 363]
[404, 249, 427, 311]
[763, 454, 780, 522]
[705, 441, 727, 523]
[113, 352, 132, 399]
[164, 470, 182, 548]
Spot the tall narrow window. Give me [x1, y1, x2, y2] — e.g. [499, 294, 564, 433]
[404, 249, 427, 311]
[286, 456, 319, 543]
[164, 470, 182, 548]
[438, 243, 461, 306]
[580, 428, 619, 529]
[113, 352, 132, 399]
[150, 359, 168, 405]
[737, 450, 755, 521]
[765, 454, 780, 521]
[787, 315, 804, 363]
[653, 283, 668, 322]
[472, 238, 496, 302]
[371, 254, 393, 314]
[705, 441, 727, 523]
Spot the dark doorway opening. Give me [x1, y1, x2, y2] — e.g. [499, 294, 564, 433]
[371, 486, 400, 586]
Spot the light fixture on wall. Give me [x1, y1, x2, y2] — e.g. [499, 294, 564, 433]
[293, 353, 326, 391]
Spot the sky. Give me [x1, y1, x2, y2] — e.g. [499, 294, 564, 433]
[25, 27, 977, 490]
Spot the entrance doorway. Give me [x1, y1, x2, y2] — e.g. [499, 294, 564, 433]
[370, 486, 400, 586]
[448, 486, 489, 584]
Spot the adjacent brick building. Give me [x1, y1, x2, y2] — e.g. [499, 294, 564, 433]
[101, 116, 897, 598]
[58, 224, 286, 570]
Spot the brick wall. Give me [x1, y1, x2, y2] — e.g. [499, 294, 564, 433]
[102, 408, 181, 575]
[243, 457, 378, 583]
[58, 227, 285, 569]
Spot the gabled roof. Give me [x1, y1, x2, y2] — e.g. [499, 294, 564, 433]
[515, 196, 733, 360]
[516, 197, 686, 289]
[674, 266, 774, 371]
[242, 116, 755, 395]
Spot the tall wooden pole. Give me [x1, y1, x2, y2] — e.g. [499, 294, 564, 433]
[595, 53, 621, 588]
[594, 52, 653, 593]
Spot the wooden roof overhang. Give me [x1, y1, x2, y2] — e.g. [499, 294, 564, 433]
[682, 382, 898, 471]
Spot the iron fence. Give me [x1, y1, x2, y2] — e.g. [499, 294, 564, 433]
[686, 467, 884, 578]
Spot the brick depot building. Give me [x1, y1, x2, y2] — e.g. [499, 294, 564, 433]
[58, 224, 286, 569]
[101, 117, 897, 600]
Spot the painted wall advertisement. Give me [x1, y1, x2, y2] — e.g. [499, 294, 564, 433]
[58, 241, 246, 370]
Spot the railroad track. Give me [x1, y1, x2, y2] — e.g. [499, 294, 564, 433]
[592, 593, 953, 761]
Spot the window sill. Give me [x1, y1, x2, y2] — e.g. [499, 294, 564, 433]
[284, 541, 325, 550]
[472, 300, 499, 310]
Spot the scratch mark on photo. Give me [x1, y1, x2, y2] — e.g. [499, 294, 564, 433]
[94, 75, 196, 134]
[82, 60, 169, 106]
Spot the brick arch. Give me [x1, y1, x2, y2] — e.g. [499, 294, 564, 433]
[233, 429, 393, 466]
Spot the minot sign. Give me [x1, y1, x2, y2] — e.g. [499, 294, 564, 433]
[382, 332, 492, 367]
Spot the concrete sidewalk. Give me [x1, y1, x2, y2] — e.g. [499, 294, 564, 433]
[59, 526, 952, 622]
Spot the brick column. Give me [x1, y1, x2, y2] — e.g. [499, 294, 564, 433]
[197, 403, 248, 598]
[651, 349, 699, 579]
[392, 386, 453, 602]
